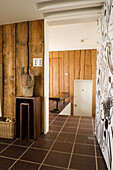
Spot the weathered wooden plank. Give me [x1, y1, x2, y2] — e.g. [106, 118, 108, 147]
[58, 51, 64, 93]
[80, 50, 85, 79]
[3, 24, 15, 117]
[69, 50, 75, 115]
[49, 52, 53, 97]
[52, 51, 59, 96]
[29, 20, 44, 132]
[64, 51, 69, 92]
[29, 20, 44, 97]
[0, 26, 2, 64]
[74, 50, 80, 79]
[85, 50, 92, 79]
[91, 49, 97, 117]
[15, 22, 28, 97]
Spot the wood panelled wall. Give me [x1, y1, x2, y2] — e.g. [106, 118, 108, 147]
[49, 49, 97, 116]
[0, 20, 44, 120]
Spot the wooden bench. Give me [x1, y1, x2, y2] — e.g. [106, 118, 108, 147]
[49, 92, 70, 113]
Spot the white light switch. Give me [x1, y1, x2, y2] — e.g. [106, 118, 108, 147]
[33, 58, 42, 67]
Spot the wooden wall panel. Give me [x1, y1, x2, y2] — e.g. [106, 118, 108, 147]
[80, 50, 85, 79]
[3, 24, 15, 117]
[0, 20, 44, 125]
[64, 51, 69, 92]
[49, 52, 53, 97]
[85, 50, 92, 79]
[52, 52, 59, 96]
[15, 22, 28, 97]
[75, 50, 80, 79]
[59, 51, 64, 93]
[49, 49, 97, 116]
[0, 26, 2, 64]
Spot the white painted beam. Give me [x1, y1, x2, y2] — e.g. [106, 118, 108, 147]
[36, 0, 105, 13]
[43, 7, 102, 19]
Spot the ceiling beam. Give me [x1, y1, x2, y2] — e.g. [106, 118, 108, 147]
[43, 7, 102, 19]
[47, 13, 99, 26]
[36, 0, 105, 13]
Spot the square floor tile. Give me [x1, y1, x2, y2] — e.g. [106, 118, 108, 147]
[76, 134, 95, 145]
[55, 117, 67, 121]
[61, 127, 76, 134]
[44, 151, 70, 168]
[52, 141, 73, 153]
[78, 128, 93, 135]
[32, 139, 54, 150]
[70, 154, 96, 170]
[97, 158, 108, 170]
[73, 143, 95, 156]
[0, 157, 15, 170]
[40, 165, 66, 170]
[0, 143, 9, 152]
[21, 148, 48, 163]
[40, 132, 58, 140]
[11, 160, 40, 170]
[51, 121, 65, 126]
[0, 138, 14, 144]
[49, 125, 62, 132]
[64, 122, 78, 128]
[13, 139, 33, 147]
[57, 133, 75, 143]
[1, 145, 26, 159]
[79, 123, 92, 129]
[96, 145, 103, 157]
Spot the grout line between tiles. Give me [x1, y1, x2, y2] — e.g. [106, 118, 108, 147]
[49, 114, 59, 126]
[38, 115, 70, 170]
[8, 141, 35, 170]
[67, 116, 81, 170]
[92, 117, 98, 170]
[0, 139, 17, 154]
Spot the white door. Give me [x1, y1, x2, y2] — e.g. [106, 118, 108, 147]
[74, 80, 92, 117]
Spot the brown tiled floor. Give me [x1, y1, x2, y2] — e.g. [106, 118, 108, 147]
[0, 114, 108, 170]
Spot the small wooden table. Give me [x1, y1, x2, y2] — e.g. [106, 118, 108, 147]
[49, 92, 70, 113]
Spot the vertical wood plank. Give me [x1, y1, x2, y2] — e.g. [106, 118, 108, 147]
[91, 49, 97, 117]
[49, 52, 53, 97]
[52, 51, 59, 96]
[64, 51, 69, 92]
[0, 26, 2, 64]
[15, 22, 28, 97]
[74, 50, 80, 79]
[85, 50, 92, 79]
[80, 50, 85, 79]
[58, 51, 64, 93]
[3, 24, 15, 117]
[69, 50, 75, 114]
[29, 20, 44, 131]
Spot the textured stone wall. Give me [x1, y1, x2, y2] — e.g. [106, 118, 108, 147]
[95, 0, 113, 169]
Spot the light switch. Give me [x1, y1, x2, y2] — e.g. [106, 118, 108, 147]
[33, 58, 42, 67]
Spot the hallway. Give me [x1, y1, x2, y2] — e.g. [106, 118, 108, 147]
[0, 114, 107, 170]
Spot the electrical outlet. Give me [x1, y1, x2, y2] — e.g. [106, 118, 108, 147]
[33, 58, 42, 67]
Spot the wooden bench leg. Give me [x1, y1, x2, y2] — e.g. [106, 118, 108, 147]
[63, 99, 65, 105]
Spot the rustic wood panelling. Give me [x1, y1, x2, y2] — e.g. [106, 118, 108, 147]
[3, 24, 15, 117]
[15, 22, 28, 96]
[0, 26, 2, 64]
[0, 20, 44, 123]
[49, 49, 97, 116]
[29, 20, 44, 131]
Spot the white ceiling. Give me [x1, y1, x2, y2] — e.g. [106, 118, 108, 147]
[0, 0, 106, 26]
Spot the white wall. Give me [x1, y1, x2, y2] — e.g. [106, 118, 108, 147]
[48, 22, 97, 51]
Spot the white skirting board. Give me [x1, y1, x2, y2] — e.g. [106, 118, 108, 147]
[59, 102, 71, 116]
